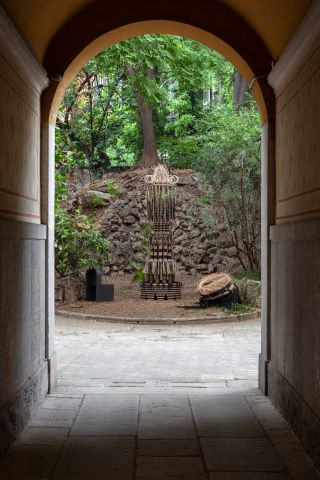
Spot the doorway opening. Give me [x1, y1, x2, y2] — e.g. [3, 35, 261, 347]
[52, 31, 263, 395]
[44, 21, 273, 397]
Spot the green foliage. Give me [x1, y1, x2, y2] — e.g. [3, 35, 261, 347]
[91, 194, 105, 208]
[55, 171, 68, 208]
[130, 224, 153, 282]
[200, 195, 211, 205]
[55, 172, 108, 277]
[130, 261, 145, 283]
[55, 205, 109, 277]
[105, 179, 120, 196]
[223, 303, 255, 314]
[195, 98, 261, 272]
[233, 269, 261, 281]
[56, 34, 234, 172]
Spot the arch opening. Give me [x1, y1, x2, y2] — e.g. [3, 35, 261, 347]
[43, 20, 274, 397]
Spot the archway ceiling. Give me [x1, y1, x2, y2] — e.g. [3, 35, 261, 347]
[4, 0, 313, 62]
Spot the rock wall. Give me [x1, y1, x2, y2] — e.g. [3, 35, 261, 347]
[98, 174, 241, 276]
[55, 275, 85, 304]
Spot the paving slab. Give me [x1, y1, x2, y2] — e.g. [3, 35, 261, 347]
[273, 443, 320, 480]
[191, 395, 264, 437]
[140, 394, 190, 407]
[42, 395, 83, 410]
[245, 396, 290, 431]
[29, 407, 78, 428]
[226, 380, 260, 390]
[51, 436, 135, 480]
[139, 395, 196, 439]
[201, 437, 286, 472]
[209, 473, 292, 480]
[12, 426, 68, 453]
[137, 438, 200, 456]
[136, 456, 207, 479]
[0, 451, 58, 480]
[71, 394, 139, 435]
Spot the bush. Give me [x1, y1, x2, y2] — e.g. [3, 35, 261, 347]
[55, 205, 109, 277]
[105, 179, 120, 196]
[91, 193, 105, 208]
[233, 269, 261, 281]
[196, 101, 261, 272]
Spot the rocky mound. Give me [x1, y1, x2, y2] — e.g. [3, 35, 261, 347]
[64, 168, 241, 277]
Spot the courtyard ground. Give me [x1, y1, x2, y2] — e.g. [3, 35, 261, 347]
[58, 273, 257, 319]
[54, 315, 261, 393]
[1, 316, 319, 479]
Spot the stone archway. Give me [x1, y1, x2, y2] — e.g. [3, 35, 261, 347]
[3, 0, 320, 468]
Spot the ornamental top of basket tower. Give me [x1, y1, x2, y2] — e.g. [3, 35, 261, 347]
[144, 164, 178, 186]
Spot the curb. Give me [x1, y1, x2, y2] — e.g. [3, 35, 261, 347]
[55, 309, 261, 325]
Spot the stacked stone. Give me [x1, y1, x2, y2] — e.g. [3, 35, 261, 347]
[141, 165, 182, 300]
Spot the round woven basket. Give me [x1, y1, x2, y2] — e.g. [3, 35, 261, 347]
[197, 272, 232, 297]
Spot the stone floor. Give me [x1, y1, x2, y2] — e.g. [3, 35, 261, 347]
[0, 317, 319, 479]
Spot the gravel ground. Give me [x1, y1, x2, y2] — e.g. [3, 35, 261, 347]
[58, 274, 230, 318]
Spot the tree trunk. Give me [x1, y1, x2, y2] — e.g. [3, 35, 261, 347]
[126, 64, 160, 168]
[203, 88, 211, 108]
[233, 69, 249, 106]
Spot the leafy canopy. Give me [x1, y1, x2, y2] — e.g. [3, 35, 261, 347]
[56, 34, 234, 172]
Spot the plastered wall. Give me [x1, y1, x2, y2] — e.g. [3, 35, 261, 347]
[0, 8, 47, 223]
[268, 4, 320, 468]
[276, 44, 320, 223]
[0, 8, 49, 453]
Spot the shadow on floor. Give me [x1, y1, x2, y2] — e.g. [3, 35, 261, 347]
[1, 392, 319, 480]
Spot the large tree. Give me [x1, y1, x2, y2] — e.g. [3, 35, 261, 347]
[125, 63, 159, 167]
[56, 35, 222, 173]
[110, 35, 220, 168]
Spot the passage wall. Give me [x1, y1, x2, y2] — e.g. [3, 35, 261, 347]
[0, 7, 49, 452]
[267, 3, 320, 468]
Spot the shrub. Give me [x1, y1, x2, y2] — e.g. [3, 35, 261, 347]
[55, 205, 109, 277]
[91, 193, 105, 208]
[233, 269, 261, 281]
[105, 179, 120, 196]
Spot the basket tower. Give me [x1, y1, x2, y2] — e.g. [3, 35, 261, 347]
[140, 165, 182, 300]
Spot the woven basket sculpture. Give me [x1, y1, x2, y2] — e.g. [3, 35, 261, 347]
[197, 272, 239, 309]
[141, 165, 182, 300]
[197, 273, 232, 297]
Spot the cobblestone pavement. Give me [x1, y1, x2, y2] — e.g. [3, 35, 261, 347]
[1, 317, 319, 479]
[54, 315, 261, 394]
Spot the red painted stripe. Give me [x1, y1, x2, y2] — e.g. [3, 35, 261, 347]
[0, 51, 39, 99]
[0, 188, 38, 203]
[0, 208, 40, 219]
[0, 68, 38, 116]
[276, 207, 320, 220]
[277, 43, 320, 107]
[278, 186, 320, 203]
